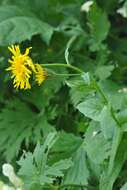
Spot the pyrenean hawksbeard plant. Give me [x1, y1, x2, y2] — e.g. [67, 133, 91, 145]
[1, 1, 127, 190]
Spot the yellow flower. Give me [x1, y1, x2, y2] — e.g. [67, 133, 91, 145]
[6, 45, 35, 89]
[35, 64, 47, 86]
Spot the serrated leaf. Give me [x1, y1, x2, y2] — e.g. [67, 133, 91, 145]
[0, 98, 55, 160]
[33, 132, 57, 168]
[0, 5, 54, 45]
[18, 133, 72, 189]
[17, 152, 36, 178]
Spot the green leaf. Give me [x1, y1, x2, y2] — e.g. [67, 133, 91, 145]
[45, 159, 72, 177]
[95, 65, 114, 81]
[99, 105, 116, 139]
[18, 132, 72, 189]
[0, 98, 55, 160]
[67, 76, 95, 106]
[99, 133, 127, 190]
[87, 3, 110, 51]
[63, 145, 90, 186]
[85, 121, 111, 164]
[77, 97, 104, 121]
[51, 132, 83, 162]
[0, 5, 54, 45]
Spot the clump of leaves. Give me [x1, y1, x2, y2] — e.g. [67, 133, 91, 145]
[17, 132, 72, 189]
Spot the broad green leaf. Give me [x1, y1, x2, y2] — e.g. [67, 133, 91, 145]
[85, 121, 111, 164]
[0, 5, 54, 45]
[77, 97, 104, 121]
[63, 145, 90, 186]
[51, 132, 83, 162]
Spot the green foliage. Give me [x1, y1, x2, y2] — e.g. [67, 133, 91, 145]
[64, 145, 89, 186]
[95, 65, 114, 81]
[85, 121, 111, 164]
[0, 0, 127, 190]
[0, 98, 55, 161]
[17, 133, 72, 189]
[87, 2, 110, 51]
[0, 5, 53, 45]
[77, 97, 105, 121]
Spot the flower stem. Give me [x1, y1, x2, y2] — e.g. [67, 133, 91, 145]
[41, 63, 84, 74]
[52, 73, 81, 77]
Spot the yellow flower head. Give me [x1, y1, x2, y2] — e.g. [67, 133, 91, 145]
[35, 64, 47, 86]
[6, 45, 35, 89]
